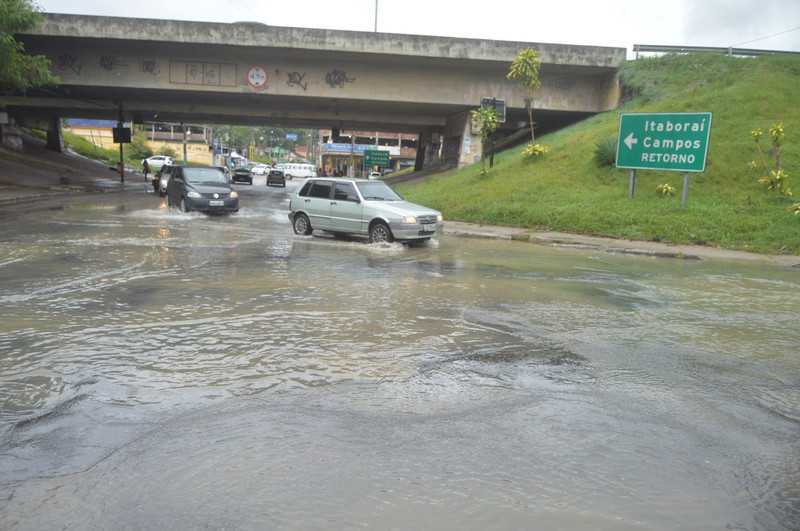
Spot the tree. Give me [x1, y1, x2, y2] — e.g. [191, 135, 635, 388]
[0, 0, 56, 91]
[470, 106, 498, 175]
[507, 48, 541, 143]
[128, 129, 152, 161]
[157, 144, 177, 158]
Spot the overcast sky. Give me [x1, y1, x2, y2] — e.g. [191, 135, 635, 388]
[38, 0, 800, 53]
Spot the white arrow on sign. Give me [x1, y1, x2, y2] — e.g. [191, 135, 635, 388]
[624, 133, 638, 150]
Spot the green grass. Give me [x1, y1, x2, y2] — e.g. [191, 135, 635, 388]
[398, 54, 800, 254]
[384, 165, 416, 179]
[62, 130, 121, 166]
[30, 128, 150, 168]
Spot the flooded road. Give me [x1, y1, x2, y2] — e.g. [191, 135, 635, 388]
[1, 180, 799, 530]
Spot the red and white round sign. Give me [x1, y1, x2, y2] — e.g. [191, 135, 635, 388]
[246, 66, 268, 90]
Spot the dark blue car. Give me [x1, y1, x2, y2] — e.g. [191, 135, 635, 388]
[166, 166, 239, 214]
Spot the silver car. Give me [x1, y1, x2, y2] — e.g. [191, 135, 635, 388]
[288, 178, 443, 243]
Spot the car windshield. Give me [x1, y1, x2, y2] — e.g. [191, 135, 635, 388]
[356, 182, 402, 201]
[183, 168, 228, 185]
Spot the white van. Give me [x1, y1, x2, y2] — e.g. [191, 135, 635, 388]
[278, 163, 316, 180]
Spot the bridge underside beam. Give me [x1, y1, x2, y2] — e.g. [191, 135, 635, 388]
[0, 95, 449, 133]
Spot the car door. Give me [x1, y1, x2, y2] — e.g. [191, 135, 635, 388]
[329, 182, 364, 234]
[303, 180, 333, 230]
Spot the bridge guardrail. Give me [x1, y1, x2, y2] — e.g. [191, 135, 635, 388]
[633, 44, 800, 59]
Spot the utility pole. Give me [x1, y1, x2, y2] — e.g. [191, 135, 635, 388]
[182, 122, 188, 164]
[374, 0, 378, 32]
[350, 131, 355, 177]
[117, 103, 125, 183]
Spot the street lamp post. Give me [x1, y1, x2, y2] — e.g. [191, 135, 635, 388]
[374, 0, 378, 32]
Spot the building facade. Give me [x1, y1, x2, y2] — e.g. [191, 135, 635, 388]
[318, 129, 417, 176]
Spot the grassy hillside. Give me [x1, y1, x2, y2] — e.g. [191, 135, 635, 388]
[30, 128, 155, 168]
[398, 54, 800, 254]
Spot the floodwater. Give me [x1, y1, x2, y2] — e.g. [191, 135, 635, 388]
[0, 180, 798, 530]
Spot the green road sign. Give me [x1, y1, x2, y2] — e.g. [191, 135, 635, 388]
[616, 112, 712, 173]
[364, 149, 390, 167]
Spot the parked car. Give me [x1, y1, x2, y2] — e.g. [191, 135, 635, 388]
[250, 164, 270, 176]
[277, 163, 316, 180]
[157, 164, 175, 196]
[369, 171, 382, 180]
[166, 166, 239, 214]
[288, 178, 442, 243]
[143, 155, 173, 173]
[267, 169, 286, 187]
[231, 166, 253, 185]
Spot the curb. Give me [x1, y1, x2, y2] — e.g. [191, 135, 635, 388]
[0, 192, 78, 208]
[0, 186, 128, 210]
[443, 224, 799, 265]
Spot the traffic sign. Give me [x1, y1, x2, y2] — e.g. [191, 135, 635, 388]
[364, 149, 390, 167]
[616, 112, 712, 173]
[112, 126, 131, 144]
[481, 97, 506, 123]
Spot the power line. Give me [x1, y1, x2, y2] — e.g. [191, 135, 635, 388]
[732, 24, 800, 46]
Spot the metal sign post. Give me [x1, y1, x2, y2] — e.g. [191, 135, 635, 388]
[681, 174, 690, 208]
[628, 169, 637, 199]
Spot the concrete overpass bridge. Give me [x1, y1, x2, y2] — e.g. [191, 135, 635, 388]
[4, 13, 625, 168]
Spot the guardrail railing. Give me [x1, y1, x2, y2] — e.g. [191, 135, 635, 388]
[633, 44, 800, 58]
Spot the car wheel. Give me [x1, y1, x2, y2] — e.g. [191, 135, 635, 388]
[369, 221, 393, 243]
[286, 174, 293, 180]
[292, 213, 312, 235]
[180, 197, 191, 213]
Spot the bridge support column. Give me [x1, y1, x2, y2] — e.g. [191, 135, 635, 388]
[46, 115, 64, 153]
[414, 130, 431, 172]
[443, 111, 481, 168]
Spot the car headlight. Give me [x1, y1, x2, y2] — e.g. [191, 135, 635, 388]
[436, 214, 443, 222]
[186, 191, 201, 199]
[402, 216, 417, 224]
[229, 191, 239, 199]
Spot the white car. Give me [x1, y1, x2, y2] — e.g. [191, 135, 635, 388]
[278, 163, 316, 180]
[369, 171, 382, 180]
[250, 164, 270, 176]
[144, 155, 173, 173]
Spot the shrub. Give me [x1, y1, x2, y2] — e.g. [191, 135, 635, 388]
[593, 135, 617, 167]
[128, 130, 153, 161]
[157, 145, 178, 158]
[656, 183, 675, 197]
[788, 203, 800, 217]
[523, 142, 548, 159]
[470, 106, 498, 174]
[758, 169, 792, 197]
[750, 122, 791, 197]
